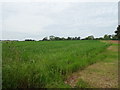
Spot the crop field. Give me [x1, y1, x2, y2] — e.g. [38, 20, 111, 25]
[2, 40, 111, 88]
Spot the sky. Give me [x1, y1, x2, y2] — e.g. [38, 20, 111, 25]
[0, 0, 119, 2]
[0, 1, 118, 40]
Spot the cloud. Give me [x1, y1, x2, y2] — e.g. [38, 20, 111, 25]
[43, 2, 117, 38]
[2, 2, 72, 34]
[1, 2, 118, 40]
[0, 0, 119, 3]
[119, 1, 120, 25]
[0, 3, 2, 39]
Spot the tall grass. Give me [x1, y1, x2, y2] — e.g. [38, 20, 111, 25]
[2, 40, 110, 88]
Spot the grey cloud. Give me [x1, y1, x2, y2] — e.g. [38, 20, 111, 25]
[1, 2, 118, 40]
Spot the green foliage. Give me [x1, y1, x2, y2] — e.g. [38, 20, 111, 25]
[2, 40, 110, 88]
[84, 35, 94, 40]
[111, 35, 118, 40]
[115, 25, 120, 40]
[49, 35, 55, 41]
[42, 37, 48, 41]
[103, 34, 112, 40]
[47, 36, 80, 41]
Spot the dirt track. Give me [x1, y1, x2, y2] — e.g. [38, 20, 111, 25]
[65, 41, 118, 88]
[109, 40, 119, 44]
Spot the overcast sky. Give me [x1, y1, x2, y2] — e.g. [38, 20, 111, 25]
[1, 2, 118, 40]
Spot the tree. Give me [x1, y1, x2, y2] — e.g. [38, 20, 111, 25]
[74, 37, 78, 40]
[111, 34, 117, 40]
[104, 34, 111, 40]
[77, 37, 81, 40]
[85, 35, 94, 40]
[115, 25, 120, 40]
[61, 37, 65, 40]
[67, 37, 72, 40]
[49, 35, 55, 41]
[25, 39, 35, 41]
[42, 37, 48, 41]
[54, 37, 60, 40]
[95, 37, 104, 40]
[72, 37, 75, 40]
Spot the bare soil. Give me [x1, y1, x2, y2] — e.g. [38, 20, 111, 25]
[109, 40, 119, 44]
[101, 40, 119, 44]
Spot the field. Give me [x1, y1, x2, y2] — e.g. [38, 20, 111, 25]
[2, 40, 112, 88]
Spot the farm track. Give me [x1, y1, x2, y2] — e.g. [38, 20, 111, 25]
[65, 40, 118, 88]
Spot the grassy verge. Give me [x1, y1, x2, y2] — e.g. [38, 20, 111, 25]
[73, 43, 118, 88]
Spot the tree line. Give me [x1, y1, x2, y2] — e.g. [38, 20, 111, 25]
[40, 34, 117, 41]
[24, 25, 119, 41]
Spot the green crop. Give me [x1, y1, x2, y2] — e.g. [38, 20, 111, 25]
[2, 40, 110, 88]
